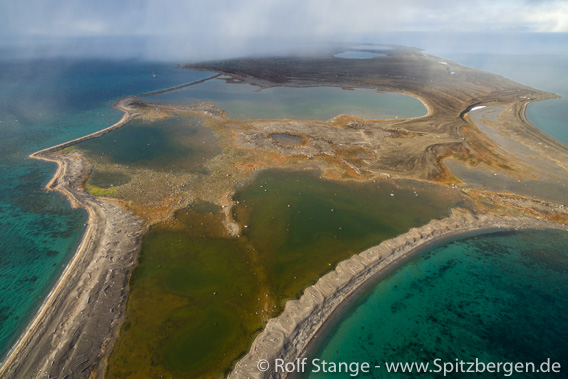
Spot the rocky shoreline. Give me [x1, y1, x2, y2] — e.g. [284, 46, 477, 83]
[229, 211, 566, 378]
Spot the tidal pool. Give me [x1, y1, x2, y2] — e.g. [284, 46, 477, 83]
[271, 133, 305, 145]
[106, 170, 469, 378]
[144, 78, 427, 120]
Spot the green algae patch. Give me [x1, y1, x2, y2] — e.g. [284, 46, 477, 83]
[106, 170, 469, 378]
[84, 182, 117, 197]
[163, 306, 241, 373]
[106, 206, 264, 378]
[233, 170, 469, 301]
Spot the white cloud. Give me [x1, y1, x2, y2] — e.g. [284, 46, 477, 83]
[3, 0, 568, 38]
[1, 0, 566, 61]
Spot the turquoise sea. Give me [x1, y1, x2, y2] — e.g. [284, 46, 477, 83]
[0, 56, 211, 357]
[308, 34, 568, 377]
[308, 35, 568, 374]
[0, 33, 566, 367]
[309, 229, 568, 378]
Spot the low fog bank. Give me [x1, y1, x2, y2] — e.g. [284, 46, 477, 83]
[0, 35, 345, 63]
[2, 32, 567, 96]
[2, 32, 567, 63]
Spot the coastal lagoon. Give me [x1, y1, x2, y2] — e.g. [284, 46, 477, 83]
[106, 170, 467, 378]
[80, 116, 221, 173]
[0, 57, 211, 357]
[308, 229, 568, 378]
[144, 78, 427, 120]
[1, 33, 566, 377]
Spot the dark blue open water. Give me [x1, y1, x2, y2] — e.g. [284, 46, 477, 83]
[309, 229, 568, 378]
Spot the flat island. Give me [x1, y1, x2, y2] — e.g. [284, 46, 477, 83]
[1, 45, 567, 378]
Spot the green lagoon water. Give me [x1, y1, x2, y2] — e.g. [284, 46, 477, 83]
[145, 78, 427, 120]
[232, 171, 468, 299]
[0, 56, 213, 358]
[107, 170, 466, 378]
[309, 229, 568, 378]
[2, 34, 566, 377]
[79, 115, 221, 173]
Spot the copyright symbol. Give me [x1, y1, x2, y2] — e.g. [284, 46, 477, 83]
[257, 359, 270, 372]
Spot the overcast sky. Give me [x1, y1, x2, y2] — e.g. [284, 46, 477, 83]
[1, 0, 567, 60]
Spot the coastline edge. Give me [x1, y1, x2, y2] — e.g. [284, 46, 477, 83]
[229, 211, 566, 379]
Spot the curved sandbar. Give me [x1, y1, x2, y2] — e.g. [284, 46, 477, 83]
[0, 150, 144, 379]
[0, 74, 221, 378]
[229, 211, 566, 378]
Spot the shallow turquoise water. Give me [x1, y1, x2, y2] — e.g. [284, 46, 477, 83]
[0, 57, 212, 357]
[308, 229, 568, 378]
[145, 78, 427, 120]
[1, 34, 565, 370]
